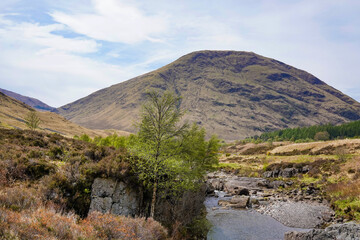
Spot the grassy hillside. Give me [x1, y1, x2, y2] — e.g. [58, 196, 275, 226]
[0, 128, 167, 239]
[58, 50, 360, 141]
[0, 92, 129, 138]
[0, 88, 56, 112]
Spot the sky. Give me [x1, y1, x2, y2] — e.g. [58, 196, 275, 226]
[0, 0, 359, 107]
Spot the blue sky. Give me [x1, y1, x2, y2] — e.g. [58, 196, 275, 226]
[0, 0, 359, 107]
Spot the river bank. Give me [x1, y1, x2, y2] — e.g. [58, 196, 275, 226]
[206, 196, 309, 240]
[206, 171, 335, 228]
[205, 171, 349, 239]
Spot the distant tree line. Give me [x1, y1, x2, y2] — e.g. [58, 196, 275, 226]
[255, 120, 360, 142]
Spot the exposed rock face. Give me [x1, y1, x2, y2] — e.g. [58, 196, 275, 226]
[89, 178, 139, 217]
[284, 222, 360, 240]
[263, 166, 309, 178]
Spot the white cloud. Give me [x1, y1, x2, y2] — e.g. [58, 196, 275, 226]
[0, 16, 99, 53]
[1, 0, 360, 107]
[50, 0, 168, 44]
[0, 16, 147, 107]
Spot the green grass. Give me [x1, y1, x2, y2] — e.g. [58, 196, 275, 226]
[299, 174, 320, 185]
[333, 198, 360, 220]
[216, 162, 242, 169]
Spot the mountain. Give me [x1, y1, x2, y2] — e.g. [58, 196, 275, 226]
[57, 50, 360, 141]
[0, 88, 56, 111]
[0, 92, 128, 138]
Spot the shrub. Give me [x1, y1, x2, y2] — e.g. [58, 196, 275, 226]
[25, 159, 56, 179]
[48, 146, 64, 159]
[83, 211, 167, 240]
[314, 131, 330, 141]
[0, 186, 42, 211]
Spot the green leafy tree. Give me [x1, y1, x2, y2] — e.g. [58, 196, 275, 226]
[130, 91, 220, 218]
[25, 111, 41, 130]
[131, 91, 189, 218]
[180, 124, 220, 175]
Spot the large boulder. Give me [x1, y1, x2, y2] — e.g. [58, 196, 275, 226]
[230, 195, 250, 208]
[89, 178, 139, 217]
[207, 178, 224, 192]
[224, 180, 249, 195]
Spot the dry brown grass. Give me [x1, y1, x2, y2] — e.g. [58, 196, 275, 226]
[0, 92, 130, 138]
[327, 180, 360, 199]
[0, 207, 167, 240]
[269, 139, 360, 156]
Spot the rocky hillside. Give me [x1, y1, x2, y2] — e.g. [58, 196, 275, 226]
[0, 88, 56, 112]
[0, 92, 127, 138]
[58, 50, 360, 141]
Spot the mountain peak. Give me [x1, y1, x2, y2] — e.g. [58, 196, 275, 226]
[58, 51, 360, 141]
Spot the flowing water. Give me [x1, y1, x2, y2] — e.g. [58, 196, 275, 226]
[205, 196, 310, 240]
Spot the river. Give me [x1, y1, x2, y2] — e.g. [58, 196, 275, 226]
[205, 196, 310, 240]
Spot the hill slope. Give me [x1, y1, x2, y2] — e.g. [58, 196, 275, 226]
[0, 92, 127, 137]
[0, 88, 56, 111]
[57, 50, 360, 141]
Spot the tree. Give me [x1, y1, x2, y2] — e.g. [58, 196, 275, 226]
[129, 91, 220, 219]
[25, 111, 41, 130]
[314, 131, 330, 141]
[132, 91, 188, 218]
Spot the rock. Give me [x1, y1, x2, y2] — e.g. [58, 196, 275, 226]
[218, 200, 231, 206]
[263, 166, 310, 179]
[207, 178, 224, 192]
[286, 181, 294, 186]
[269, 180, 285, 189]
[284, 222, 360, 240]
[282, 168, 297, 178]
[89, 178, 139, 217]
[91, 178, 116, 197]
[224, 180, 249, 195]
[229, 195, 250, 208]
[250, 197, 259, 205]
[111, 182, 138, 216]
[301, 165, 310, 173]
[262, 171, 273, 178]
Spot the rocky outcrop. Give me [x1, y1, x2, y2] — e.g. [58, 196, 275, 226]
[263, 166, 309, 178]
[89, 178, 139, 217]
[207, 172, 270, 194]
[284, 222, 360, 240]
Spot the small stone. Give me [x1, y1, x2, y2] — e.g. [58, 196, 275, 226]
[218, 200, 231, 206]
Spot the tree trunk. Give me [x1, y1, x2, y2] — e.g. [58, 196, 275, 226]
[150, 181, 157, 218]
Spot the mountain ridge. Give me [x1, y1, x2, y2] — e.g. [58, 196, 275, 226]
[0, 92, 128, 138]
[57, 50, 360, 141]
[0, 88, 56, 112]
